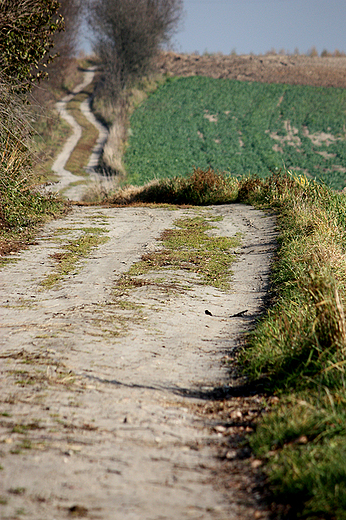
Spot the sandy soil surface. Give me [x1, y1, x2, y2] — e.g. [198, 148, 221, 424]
[157, 51, 346, 88]
[0, 202, 277, 519]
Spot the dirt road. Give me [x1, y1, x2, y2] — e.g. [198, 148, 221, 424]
[0, 202, 276, 519]
[0, 67, 278, 519]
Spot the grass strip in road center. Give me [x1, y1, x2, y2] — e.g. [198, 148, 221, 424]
[64, 83, 99, 177]
[128, 214, 241, 291]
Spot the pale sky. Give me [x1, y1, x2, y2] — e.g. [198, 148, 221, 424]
[173, 0, 346, 55]
[80, 0, 346, 57]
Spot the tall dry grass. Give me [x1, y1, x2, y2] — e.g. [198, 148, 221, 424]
[0, 73, 64, 254]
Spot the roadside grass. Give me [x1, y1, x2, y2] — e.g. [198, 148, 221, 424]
[236, 171, 346, 519]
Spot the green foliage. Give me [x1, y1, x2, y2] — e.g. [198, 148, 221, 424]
[0, 0, 64, 91]
[124, 76, 346, 190]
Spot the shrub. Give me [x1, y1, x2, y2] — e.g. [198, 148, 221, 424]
[87, 0, 183, 97]
[105, 167, 238, 205]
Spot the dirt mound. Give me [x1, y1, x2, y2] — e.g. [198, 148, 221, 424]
[157, 52, 346, 88]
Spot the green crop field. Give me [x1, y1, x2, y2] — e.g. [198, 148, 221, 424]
[124, 76, 346, 190]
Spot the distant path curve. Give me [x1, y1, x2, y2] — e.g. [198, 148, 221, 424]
[50, 67, 109, 201]
[81, 95, 109, 173]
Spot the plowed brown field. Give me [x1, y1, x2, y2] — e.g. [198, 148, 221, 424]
[157, 51, 346, 88]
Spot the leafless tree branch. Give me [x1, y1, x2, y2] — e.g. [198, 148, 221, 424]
[87, 0, 183, 96]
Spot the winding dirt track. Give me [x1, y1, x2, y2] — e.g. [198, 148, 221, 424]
[50, 67, 108, 201]
[0, 73, 277, 519]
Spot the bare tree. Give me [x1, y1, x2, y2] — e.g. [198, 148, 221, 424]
[53, 0, 82, 61]
[44, 0, 83, 87]
[87, 0, 183, 96]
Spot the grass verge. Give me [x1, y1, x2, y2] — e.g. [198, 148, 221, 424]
[237, 171, 346, 519]
[32, 111, 72, 183]
[0, 77, 67, 259]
